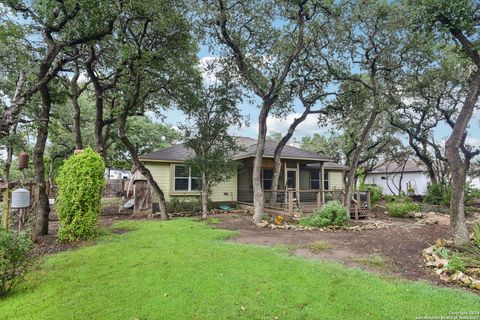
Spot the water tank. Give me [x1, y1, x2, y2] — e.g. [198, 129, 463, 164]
[11, 188, 30, 208]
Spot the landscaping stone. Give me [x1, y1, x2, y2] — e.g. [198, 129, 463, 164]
[417, 217, 438, 225]
[256, 221, 269, 228]
[423, 241, 480, 291]
[462, 276, 472, 286]
[470, 280, 480, 290]
[409, 212, 423, 219]
[451, 271, 464, 281]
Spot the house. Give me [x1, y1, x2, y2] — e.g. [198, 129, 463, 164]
[137, 137, 349, 212]
[363, 160, 431, 196]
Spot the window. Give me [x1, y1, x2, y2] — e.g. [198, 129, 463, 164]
[324, 171, 329, 190]
[173, 165, 200, 192]
[310, 171, 320, 189]
[262, 169, 273, 190]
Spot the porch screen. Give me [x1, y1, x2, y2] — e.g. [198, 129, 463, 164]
[310, 171, 320, 189]
[174, 165, 200, 191]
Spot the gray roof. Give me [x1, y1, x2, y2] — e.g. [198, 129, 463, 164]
[370, 159, 426, 174]
[305, 162, 350, 171]
[140, 137, 334, 162]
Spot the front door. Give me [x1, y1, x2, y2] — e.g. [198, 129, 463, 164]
[286, 170, 296, 190]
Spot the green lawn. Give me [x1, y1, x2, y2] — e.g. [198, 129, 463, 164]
[1, 219, 479, 319]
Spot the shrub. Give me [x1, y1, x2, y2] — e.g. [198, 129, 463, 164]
[447, 254, 466, 273]
[424, 183, 450, 206]
[300, 201, 349, 227]
[386, 197, 420, 218]
[424, 183, 479, 207]
[383, 195, 397, 203]
[56, 148, 105, 242]
[473, 222, 480, 247]
[359, 183, 382, 205]
[0, 227, 34, 298]
[166, 197, 202, 214]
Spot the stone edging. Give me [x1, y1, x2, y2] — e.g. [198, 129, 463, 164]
[422, 240, 480, 291]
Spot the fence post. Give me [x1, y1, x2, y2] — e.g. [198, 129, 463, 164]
[317, 191, 321, 210]
[288, 191, 293, 214]
[367, 190, 371, 207]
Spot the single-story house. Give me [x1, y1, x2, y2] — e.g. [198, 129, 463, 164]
[363, 160, 431, 196]
[364, 159, 480, 196]
[137, 137, 349, 210]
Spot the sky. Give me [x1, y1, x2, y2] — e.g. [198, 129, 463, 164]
[161, 47, 480, 150]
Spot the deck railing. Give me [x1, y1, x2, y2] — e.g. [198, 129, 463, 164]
[237, 188, 371, 219]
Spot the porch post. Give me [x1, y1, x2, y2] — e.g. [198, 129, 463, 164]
[288, 191, 293, 214]
[320, 162, 324, 205]
[296, 161, 300, 203]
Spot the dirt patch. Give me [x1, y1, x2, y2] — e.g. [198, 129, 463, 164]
[33, 214, 134, 256]
[214, 212, 458, 286]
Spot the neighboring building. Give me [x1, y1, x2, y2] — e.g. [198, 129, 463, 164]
[105, 168, 132, 180]
[364, 160, 431, 196]
[136, 137, 348, 207]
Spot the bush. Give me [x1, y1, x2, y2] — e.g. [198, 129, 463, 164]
[166, 197, 202, 214]
[424, 183, 450, 206]
[447, 254, 466, 273]
[0, 227, 34, 298]
[359, 183, 382, 205]
[300, 201, 349, 227]
[56, 149, 105, 242]
[473, 222, 480, 247]
[386, 197, 420, 218]
[424, 183, 479, 207]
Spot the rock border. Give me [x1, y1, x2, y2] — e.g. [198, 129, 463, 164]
[254, 220, 390, 232]
[422, 240, 480, 291]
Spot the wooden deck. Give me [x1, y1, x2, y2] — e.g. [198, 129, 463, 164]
[237, 189, 371, 219]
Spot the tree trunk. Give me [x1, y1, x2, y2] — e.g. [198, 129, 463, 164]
[85, 48, 107, 158]
[32, 83, 51, 238]
[269, 110, 310, 207]
[201, 173, 209, 220]
[445, 70, 480, 245]
[344, 110, 379, 210]
[118, 112, 168, 220]
[397, 158, 408, 196]
[408, 136, 438, 185]
[70, 64, 83, 150]
[252, 105, 271, 223]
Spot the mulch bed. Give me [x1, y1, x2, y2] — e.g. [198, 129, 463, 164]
[214, 212, 461, 287]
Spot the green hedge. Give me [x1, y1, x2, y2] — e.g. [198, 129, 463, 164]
[56, 149, 105, 241]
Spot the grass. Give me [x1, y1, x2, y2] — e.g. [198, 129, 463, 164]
[353, 255, 390, 271]
[1, 219, 479, 319]
[306, 240, 331, 253]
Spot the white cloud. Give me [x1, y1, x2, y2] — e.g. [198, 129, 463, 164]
[198, 56, 221, 84]
[466, 137, 480, 149]
[246, 113, 333, 139]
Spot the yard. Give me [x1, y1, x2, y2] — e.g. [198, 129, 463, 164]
[1, 216, 479, 320]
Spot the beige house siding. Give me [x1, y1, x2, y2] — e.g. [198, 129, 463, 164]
[329, 170, 344, 190]
[142, 161, 237, 203]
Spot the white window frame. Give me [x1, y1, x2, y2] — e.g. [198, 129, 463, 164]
[173, 164, 199, 192]
[323, 171, 329, 190]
